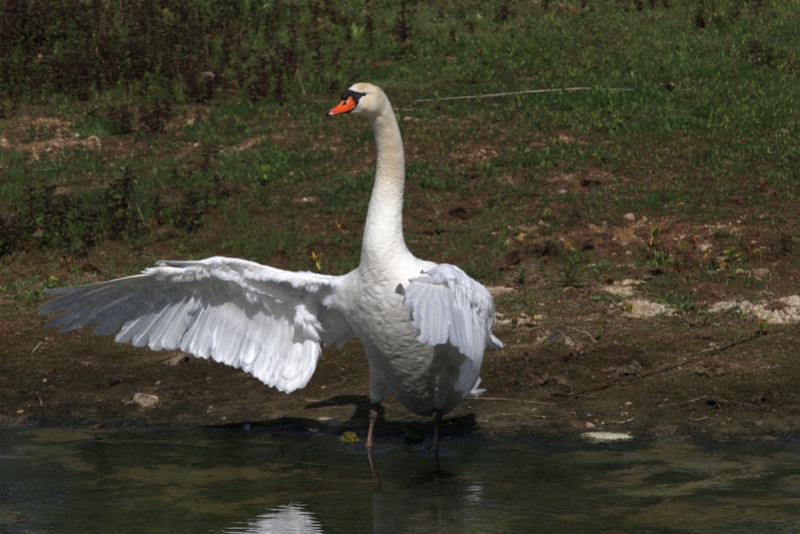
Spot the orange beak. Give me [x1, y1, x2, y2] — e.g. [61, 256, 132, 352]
[327, 96, 357, 116]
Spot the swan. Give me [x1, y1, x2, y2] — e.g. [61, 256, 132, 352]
[39, 83, 502, 450]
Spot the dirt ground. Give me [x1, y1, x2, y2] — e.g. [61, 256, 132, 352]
[4, 261, 800, 446]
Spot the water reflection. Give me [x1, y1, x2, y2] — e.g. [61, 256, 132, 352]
[226, 503, 323, 534]
[3, 427, 800, 533]
[221, 448, 485, 534]
[371, 470, 485, 534]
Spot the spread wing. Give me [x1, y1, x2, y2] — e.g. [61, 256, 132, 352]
[397, 264, 503, 360]
[39, 256, 354, 393]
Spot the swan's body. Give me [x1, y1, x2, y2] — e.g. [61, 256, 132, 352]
[39, 83, 502, 448]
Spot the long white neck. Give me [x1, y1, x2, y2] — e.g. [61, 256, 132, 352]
[360, 103, 410, 272]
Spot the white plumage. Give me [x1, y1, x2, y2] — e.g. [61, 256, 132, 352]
[40, 83, 502, 449]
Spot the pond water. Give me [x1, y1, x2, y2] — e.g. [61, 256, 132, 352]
[2, 426, 800, 533]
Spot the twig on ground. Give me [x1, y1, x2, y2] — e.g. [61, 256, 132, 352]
[658, 395, 708, 408]
[295, 67, 306, 96]
[567, 326, 599, 343]
[568, 329, 766, 398]
[415, 87, 634, 103]
[470, 396, 556, 406]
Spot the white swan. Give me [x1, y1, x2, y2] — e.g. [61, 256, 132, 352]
[39, 83, 502, 450]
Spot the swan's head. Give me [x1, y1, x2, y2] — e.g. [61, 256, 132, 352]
[327, 83, 388, 118]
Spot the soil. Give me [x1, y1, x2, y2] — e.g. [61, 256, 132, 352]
[5, 254, 800, 445]
[3, 111, 800, 445]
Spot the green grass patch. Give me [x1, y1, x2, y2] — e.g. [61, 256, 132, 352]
[1, 1, 799, 294]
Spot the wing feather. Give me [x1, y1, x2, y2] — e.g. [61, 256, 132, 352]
[398, 264, 502, 360]
[39, 256, 354, 394]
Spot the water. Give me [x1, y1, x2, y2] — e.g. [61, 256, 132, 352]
[2, 426, 800, 533]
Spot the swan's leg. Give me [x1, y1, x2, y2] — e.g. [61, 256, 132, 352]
[366, 403, 380, 450]
[431, 409, 443, 451]
[367, 445, 381, 487]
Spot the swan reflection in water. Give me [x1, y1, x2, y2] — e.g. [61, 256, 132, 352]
[223, 470, 484, 534]
[370, 470, 485, 534]
[225, 503, 323, 534]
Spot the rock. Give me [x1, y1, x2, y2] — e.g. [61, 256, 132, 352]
[132, 392, 159, 408]
[163, 354, 190, 366]
[624, 299, 674, 318]
[582, 431, 633, 442]
[623, 212, 636, 222]
[542, 330, 575, 346]
[487, 286, 515, 296]
[339, 431, 361, 444]
[602, 279, 643, 297]
[708, 295, 800, 324]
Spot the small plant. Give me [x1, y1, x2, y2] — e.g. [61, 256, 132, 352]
[310, 251, 322, 271]
[719, 246, 742, 270]
[16, 286, 43, 308]
[658, 292, 695, 313]
[561, 242, 585, 287]
[645, 248, 674, 271]
[648, 226, 660, 248]
[594, 319, 606, 341]
[43, 275, 60, 290]
[756, 319, 768, 336]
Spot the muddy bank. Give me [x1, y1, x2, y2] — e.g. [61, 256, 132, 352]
[5, 290, 800, 444]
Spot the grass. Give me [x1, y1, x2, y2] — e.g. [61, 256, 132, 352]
[1, 0, 799, 311]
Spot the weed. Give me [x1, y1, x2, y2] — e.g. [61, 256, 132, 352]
[645, 249, 675, 272]
[658, 292, 696, 313]
[515, 267, 526, 286]
[561, 243, 585, 288]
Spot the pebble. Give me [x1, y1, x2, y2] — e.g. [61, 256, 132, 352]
[583, 431, 633, 442]
[163, 355, 190, 365]
[132, 392, 159, 408]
